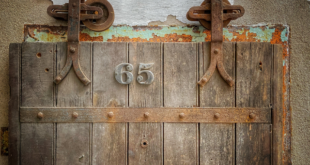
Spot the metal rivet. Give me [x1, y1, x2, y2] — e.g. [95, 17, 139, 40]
[37, 112, 44, 119]
[144, 112, 149, 118]
[69, 46, 76, 53]
[108, 112, 114, 118]
[55, 76, 62, 82]
[201, 78, 207, 83]
[179, 113, 185, 119]
[249, 113, 255, 119]
[214, 113, 220, 119]
[214, 49, 219, 54]
[72, 3, 76, 7]
[141, 140, 148, 148]
[72, 112, 78, 118]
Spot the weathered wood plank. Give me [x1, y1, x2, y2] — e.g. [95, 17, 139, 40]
[199, 42, 235, 165]
[164, 42, 197, 165]
[272, 44, 283, 165]
[21, 42, 55, 165]
[9, 43, 21, 165]
[128, 42, 163, 165]
[56, 42, 91, 165]
[92, 42, 127, 165]
[236, 42, 272, 165]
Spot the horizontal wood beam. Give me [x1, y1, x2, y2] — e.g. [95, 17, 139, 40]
[20, 107, 271, 123]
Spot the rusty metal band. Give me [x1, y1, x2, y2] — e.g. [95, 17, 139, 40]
[20, 107, 271, 123]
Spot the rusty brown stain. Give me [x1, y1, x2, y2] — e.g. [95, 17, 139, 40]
[80, 32, 103, 41]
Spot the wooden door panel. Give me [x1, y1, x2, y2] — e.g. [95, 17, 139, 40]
[21, 42, 55, 165]
[92, 42, 128, 165]
[236, 42, 272, 165]
[199, 42, 235, 165]
[13, 42, 278, 165]
[128, 42, 163, 165]
[163, 43, 198, 165]
[56, 42, 92, 165]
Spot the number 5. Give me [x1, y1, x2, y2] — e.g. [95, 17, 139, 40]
[137, 63, 154, 85]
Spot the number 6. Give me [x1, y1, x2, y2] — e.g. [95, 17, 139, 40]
[114, 63, 134, 84]
[137, 63, 154, 85]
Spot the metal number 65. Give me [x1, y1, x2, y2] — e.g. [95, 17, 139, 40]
[114, 63, 134, 84]
[137, 63, 154, 85]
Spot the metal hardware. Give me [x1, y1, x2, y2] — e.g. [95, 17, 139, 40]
[214, 113, 220, 119]
[115, 63, 134, 84]
[249, 113, 256, 119]
[72, 112, 79, 118]
[108, 112, 114, 118]
[144, 112, 150, 118]
[37, 112, 44, 119]
[179, 113, 185, 119]
[187, 0, 244, 87]
[47, 0, 114, 85]
[137, 63, 155, 85]
[20, 107, 271, 123]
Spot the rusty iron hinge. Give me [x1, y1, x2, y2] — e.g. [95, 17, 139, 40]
[47, 0, 114, 85]
[187, 0, 245, 87]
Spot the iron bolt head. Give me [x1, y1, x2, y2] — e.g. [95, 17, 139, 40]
[55, 76, 62, 82]
[214, 49, 219, 54]
[214, 113, 220, 119]
[144, 112, 149, 118]
[69, 47, 76, 53]
[249, 113, 255, 119]
[126, 65, 133, 71]
[37, 112, 44, 119]
[179, 113, 185, 119]
[108, 112, 114, 118]
[137, 75, 143, 82]
[72, 3, 76, 7]
[201, 78, 207, 83]
[72, 112, 78, 118]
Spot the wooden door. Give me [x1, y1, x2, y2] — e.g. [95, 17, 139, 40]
[9, 42, 283, 165]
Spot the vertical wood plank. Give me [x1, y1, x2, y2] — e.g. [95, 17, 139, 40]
[236, 42, 272, 165]
[199, 42, 235, 165]
[164, 42, 197, 165]
[21, 42, 55, 165]
[92, 42, 127, 165]
[272, 44, 283, 165]
[56, 42, 91, 165]
[128, 42, 163, 165]
[9, 43, 21, 165]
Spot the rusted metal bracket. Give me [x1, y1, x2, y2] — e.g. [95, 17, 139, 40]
[20, 107, 271, 123]
[187, 0, 244, 87]
[47, 0, 114, 85]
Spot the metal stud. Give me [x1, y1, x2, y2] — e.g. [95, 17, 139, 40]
[72, 112, 78, 118]
[214, 113, 220, 119]
[249, 113, 255, 119]
[69, 46, 76, 53]
[37, 112, 44, 119]
[108, 112, 114, 118]
[144, 112, 149, 118]
[179, 113, 185, 119]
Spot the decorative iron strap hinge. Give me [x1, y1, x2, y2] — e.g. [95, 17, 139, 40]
[187, 0, 245, 87]
[47, 0, 114, 85]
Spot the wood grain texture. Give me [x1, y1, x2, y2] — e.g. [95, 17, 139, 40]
[199, 42, 235, 165]
[128, 42, 163, 165]
[9, 43, 21, 165]
[164, 43, 197, 165]
[236, 42, 272, 165]
[272, 44, 283, 165]
[92, 42, 127, 165]
[56, 42, 91, 165]
[21, 42, 55, 165]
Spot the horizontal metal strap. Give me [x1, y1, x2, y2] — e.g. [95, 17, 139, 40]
[20, 107, 271, 123]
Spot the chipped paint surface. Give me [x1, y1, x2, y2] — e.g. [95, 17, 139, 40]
[24, 25, 290, 160]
